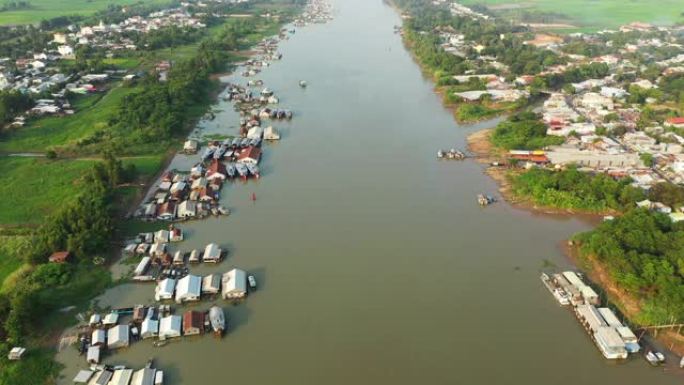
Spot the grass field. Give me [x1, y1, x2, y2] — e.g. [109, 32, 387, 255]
[0, 158, 95, 225]
[461, 0, 684, 31]
[0, 0, 170, 25]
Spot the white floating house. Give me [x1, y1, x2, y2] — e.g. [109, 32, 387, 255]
[110, 369, 133, 385]
[103, 312, 119, 326]
[264, 126, 280, 140]
[154, 230, 170, 243]
[91, 329, 106, 346]
[134, 257, 151, 276]
[155, 278, 176, 301]
[247, 125, 264, 139]
[131, 368, 156, 385]
[175, 275, 202, 304]
[89, 313, 101, 326]
[107, 325, 130, 349]
[86, 345, 100, 364]
[202, 273, 221, 295]
[203, 243, 222, 263]
[159, 315, 182, 339]
[222, 268, 247, 299]
[72, 370, 94, 384]
[172, 251, 184, 266]
[141, 318, 159, 339]
[149, 242, 167, 257]
[188, 249, 200, 263]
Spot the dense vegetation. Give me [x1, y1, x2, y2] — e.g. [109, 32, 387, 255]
[490, 111, 563, 150]
[511, 166, 645, 212]
[574, 209, 684, 324]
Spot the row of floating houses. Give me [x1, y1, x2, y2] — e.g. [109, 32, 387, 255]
[541, 271, 642, 360]
[73, 363, 163, 385]
[154, 268, 254, 302]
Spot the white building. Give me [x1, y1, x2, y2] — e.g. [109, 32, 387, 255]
[222, 268, 247, 299]
[141, 318, 159, 339]
[107, 325, 130, 349]
[175, 275, 202, 304]
[159, 315, 182, 339]
[155, 278, 176, 301]
[203, 243, 222, 263]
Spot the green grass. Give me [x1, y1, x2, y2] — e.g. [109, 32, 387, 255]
[0, 236, 26, 286]
[0, 84, 136, 152]
[0, 0, 170, 25]
[460, 0, 684, 31]
[0, 158, 95, 225]
[102, 57, 142, 70]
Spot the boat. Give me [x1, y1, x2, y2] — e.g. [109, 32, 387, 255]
[299, 80, 307, 88]
[246, 163, 260, 179]
[261, 88, 273, 97]
[235, 163, 249, 179]
[227, 163, 236, 178]
[477, 194, 494, 206]
[153, 340, 168, 348]
[437, 150, 444, 159]
[679, 356, 684, 368]
[248, 275, 257, 290]
[540, 273, 571, 305]
[645, 351, 665, 366]
[209, 306, 226, 336]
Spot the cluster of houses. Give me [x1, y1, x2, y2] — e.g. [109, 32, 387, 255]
[542, 271, 640, 360]
[72, 364, 164, 385]
[154, 268, 250, 302]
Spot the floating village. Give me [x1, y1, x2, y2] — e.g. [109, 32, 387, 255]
[541, 271, 677, 366]
[58, 1, 334, 383]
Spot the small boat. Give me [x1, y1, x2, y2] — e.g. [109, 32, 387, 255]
[246, 163, 260, 179]
[235, 163, 249, 179]
[248, 275, 257, 290]
[209, 306, 226, 336]
[477, 194, 495, 206]
[679, 356, 684, 368]
[261, 88, 274, 97]
[217, 206, 230, 216]
[153, 340, 168, 348]
[437, 150, 444, 159]
[645, 351, 665, 366]
[299, 80, 307, 88]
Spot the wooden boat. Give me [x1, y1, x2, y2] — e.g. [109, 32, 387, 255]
[209, 306, 226, 336]
[248, 275, 257, 290]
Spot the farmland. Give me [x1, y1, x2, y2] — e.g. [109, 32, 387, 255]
[0, 0, 170, 25]
[461, 0, 684, 32]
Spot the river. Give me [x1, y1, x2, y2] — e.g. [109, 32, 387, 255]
[56, 0, 682, 384]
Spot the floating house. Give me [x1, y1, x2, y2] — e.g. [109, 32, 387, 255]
[170, 227, 183, 242]
[91, 329, 106, 346]
[172, 251, 184, 266]
[149, 242, 167, 257]
[133, 305, 147, 322]
[202, 273, 221, 295]
[159, 315, 182, 339]
[141, 318, 159, 339]
[92, 369, 113, 385]
[103, 312, 119, 326]
[183, 311, 205, 336]
[203, 243, 222, 263]
[222, 269, 247, 299]
[562, 271, 599, 305]
[86, 345, 100, 364]
[107, 325, 130, 349]
[175, 275, 202, 304]
[134, 257, 151, 276]
[264, 126, 280, 140]
[72, 370, 94, 384]
[154, 230, 170, 243]
[110, 369, 134, 385]
[184, 139, 199, 154]
[177, 200, 197, 219]
[89, 313, 101, 326]
[131, 368, 156, 385]
[188, 249, 200, 263]
[155, 278, 176, 301]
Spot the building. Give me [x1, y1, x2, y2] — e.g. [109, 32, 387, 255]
[264, 126, 280, 140]
[202, 273, 221, 294]
[48, 251, 71, 263]
[131, 368, 156, 385]
[666, 117, 684, 129]
[7, 347, 26, 361]
[159, 315, 182, 339]
[206, 159, 227, 181]
[72, 370, 94, 384]
[157, 201, 177, 221]
[91, 329, 106, 346]
[102, 312, 119, 326]
[110, 369, 134, 385]
[183, 139, 199, 154]
[141, 317, 159, 339]
[87, 345, 100, 364]
[155, 278, 176, 301]
[107, 325, 130, 349]
[183, 311, 205, 336]
[203, 243, 222, 263]
[177, 200, 197, 218]
[175, 275, 202, 304]
[222, 268, 247, 299]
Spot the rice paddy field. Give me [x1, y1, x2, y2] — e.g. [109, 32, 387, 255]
[0, 0, 170, 25]
[460, 0, 684, 32]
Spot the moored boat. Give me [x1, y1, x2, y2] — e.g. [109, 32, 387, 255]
[248, 275, 257, 290]
[209, 306, 226, 336]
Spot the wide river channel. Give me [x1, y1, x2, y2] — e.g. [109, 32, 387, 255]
[57, 0, 682, 384]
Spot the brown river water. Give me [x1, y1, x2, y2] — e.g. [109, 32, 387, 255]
[56, 0, 682, 384]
